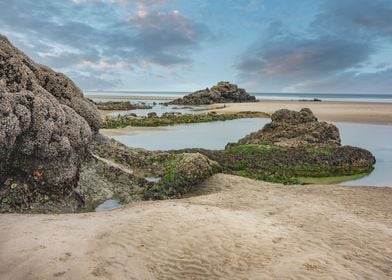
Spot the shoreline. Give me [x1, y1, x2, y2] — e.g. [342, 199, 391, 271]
[94, 96, 392, 125]
[206, 99, 392, 125]
[98, 99, 392, 137]
[1, 174, 391, 279]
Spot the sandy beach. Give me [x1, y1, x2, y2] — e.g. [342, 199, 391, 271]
[4, 95, 392, 279]
[2, 1, 392, 278]
[206, 100, 392, 125]
[1, 174, 391, 279]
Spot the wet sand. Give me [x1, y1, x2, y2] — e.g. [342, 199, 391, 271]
[1, 174, 391, 279]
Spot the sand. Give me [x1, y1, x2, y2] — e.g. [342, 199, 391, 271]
[206, 100, 392, 125]
[97, 97, 392, 125]
[94, 95, 392, 123]
[99, 99, 392, 137]
[1, 174, 391, 279]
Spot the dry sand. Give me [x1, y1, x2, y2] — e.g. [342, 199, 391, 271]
[1, 174, 391, 279]
[207, 100, 392, 125]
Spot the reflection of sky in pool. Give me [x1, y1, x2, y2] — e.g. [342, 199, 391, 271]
[335, 123, 392, 187]
[113, 118, 269, 151]
[111, 118, 391, 187]
[95, 199, 122, 212]
[90, 97, 207, 117]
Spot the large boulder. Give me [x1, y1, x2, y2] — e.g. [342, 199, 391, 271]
[0, 34, 100, 212]
[169, 81, 257, 105]
[230, 108, 341, 148]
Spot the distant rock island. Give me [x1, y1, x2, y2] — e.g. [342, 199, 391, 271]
[169, 81, 257, 105]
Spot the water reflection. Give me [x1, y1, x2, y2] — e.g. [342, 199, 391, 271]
[113, 118, 269, 151]
[336, 123, 392, 187]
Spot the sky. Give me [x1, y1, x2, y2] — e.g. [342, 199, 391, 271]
[0, 0, 391, 94]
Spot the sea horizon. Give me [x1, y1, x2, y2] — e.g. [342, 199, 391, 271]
[85, 90, 392, 103]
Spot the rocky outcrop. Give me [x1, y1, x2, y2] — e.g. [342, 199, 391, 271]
[0, 35, 100, 132]
[85, 140, 220, 204]
[0, 34, 100, 212]
[229, 108, 341, 148]
[144, 152, 220, 200]
[200, 108, 376, 184]
[94, 100, 152, 111]
[169, 81, 257, 105]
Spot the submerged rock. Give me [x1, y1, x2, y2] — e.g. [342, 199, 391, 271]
[0, 34, 100, 213]
[169, 81, 257, 105]
[229, 108, 340, 148]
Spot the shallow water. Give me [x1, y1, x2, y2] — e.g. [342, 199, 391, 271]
[111, 119, 391, 187]
[90, 97, 207, 117]
[95, 199, 123, 212]
[108, 104, 208, 117]
[145, 177, 162, 183]
[113, 118, 269, 150]
[336, 123, 392, 187]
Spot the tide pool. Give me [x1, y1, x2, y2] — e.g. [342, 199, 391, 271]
[111, 119, 391, 187]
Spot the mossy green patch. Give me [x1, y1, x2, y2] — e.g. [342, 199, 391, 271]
[101, 111, 269, 129]
[175, 144, 375, 185]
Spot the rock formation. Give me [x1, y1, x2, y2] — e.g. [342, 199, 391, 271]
[169, 81, 257, 105]
[230, 108, 341, 148]
[85, 140, 220, 204]
[94, 100, 152, 111]
[0, 34, 100, 212]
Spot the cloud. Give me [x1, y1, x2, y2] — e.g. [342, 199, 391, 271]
[68, 70, 122, 90]
[128, 10, 207, 66]
[288, 68, 392, 94]
[237, 34, 373, 90]
[236, 0, 392, 92]
[312, 0, 392, 38]
[0, 0, 207, 89]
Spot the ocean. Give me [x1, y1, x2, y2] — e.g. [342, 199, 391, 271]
[85, 91, 392, 103]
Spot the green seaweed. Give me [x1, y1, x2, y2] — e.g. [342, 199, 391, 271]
[101, 112, 269, 129]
